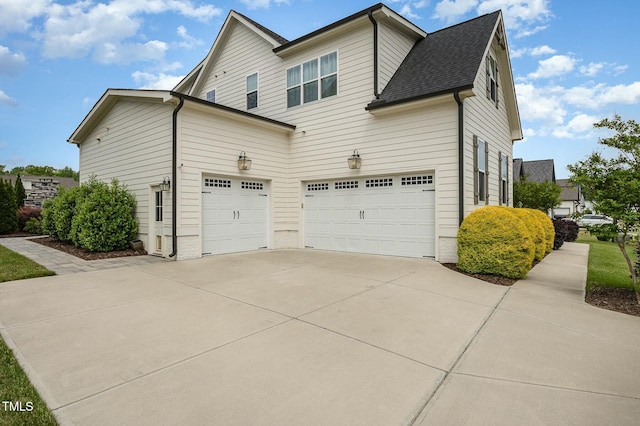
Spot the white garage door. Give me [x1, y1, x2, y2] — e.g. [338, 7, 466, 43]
[304, 174, 435, 258]
[202, 177, 268, 255]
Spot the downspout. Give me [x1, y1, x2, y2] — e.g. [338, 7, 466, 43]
[169, 96, 185, 258]
[454, 91, 464, 226]
[368, 10, 379, 98]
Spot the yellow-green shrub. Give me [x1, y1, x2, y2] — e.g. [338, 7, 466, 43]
[458, 206, 535, 279]
[511, 208, 545, 261]
[526, 208, 554, 254]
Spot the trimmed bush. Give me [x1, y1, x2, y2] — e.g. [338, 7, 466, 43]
[587, 223, 618, 242]
[552, 219, 567, 250]
[17, 206, 42, 232]
[511, 208, 545, 262]
[564, 220, 579, 242]
[71, 179, 138, 252]
[527, 209, 555, 254]
[458, 206, 535, 279]
[24, 217, 43, 234]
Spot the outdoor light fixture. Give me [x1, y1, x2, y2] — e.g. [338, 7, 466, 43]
[347, 150, 361, 169]
[238, 151, 252, 170]
[159, 177, 171, 191]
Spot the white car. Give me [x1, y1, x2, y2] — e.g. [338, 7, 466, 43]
[575, 214, 614, 227]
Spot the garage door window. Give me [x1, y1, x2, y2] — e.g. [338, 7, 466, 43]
[401, 175, 433, 185]
[335, 180, 358, 189]
[205, 178, 231, 188]
[241, 181, 264, 190]
[365, 178, 393, 188]
[307, 182, 329, 191]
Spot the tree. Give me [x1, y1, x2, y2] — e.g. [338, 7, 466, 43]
[14, 174, 26, 207]
[0, 165, 6, 174]
[8, 164, 78, 181]
[569, 114, 640, 303]
[0, 179, 18, 234]
[513, 176, 562, 212]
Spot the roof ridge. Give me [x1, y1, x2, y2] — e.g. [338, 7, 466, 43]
[427, 10, 500, 36]
[233, 10, 289, 45]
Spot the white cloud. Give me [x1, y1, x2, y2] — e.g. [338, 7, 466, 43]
[239, 0, 290, 9]
[522, 128, 537, 138]
[0, 90, 18, 107]
[528, 55, 576, 79]
[515, 82, 567, 126]
[551, 113, 601, 139]
[530, 45, 555, 56]
[132, 71, 185, 90]
[433, 0, 478, 22]
[176, 25, 203, 49]
[0, 45, 27, 76]
[35, 1, 221, 63]
[0, 0, 51, 35]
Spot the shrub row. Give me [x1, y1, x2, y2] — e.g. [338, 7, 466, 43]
[42, 178, 138, 252]
[457, 206, 555, 279]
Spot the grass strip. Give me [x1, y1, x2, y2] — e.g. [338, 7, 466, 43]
[0, 245, 55, 283]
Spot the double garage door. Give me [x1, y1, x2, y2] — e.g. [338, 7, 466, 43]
[304, 174, 435, 258]
[202, 177, 268, 255]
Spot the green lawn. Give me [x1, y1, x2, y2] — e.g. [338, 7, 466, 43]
[0, 245, 58, 425]
[0, 245, 55, 283]
[576, 233, 638, 290]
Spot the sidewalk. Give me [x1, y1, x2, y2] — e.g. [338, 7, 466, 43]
[0, 237, 167, 275]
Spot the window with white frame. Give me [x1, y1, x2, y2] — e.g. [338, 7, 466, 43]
[486, 56, 498, 107]
[206, 89, 216, 103]
[474, 136, 489, 204]
[287, 51, 337, 108]
[246, 73, 258, 110]
[499, 152, 508, 205]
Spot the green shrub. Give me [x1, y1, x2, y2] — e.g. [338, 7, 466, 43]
[458, 206, 535, 279]
[71, 179, 138, 252]
[0, 179, 17, 234]
[24, 217, 43, 234]
[17, 206, 42, 232]
[512, 208, 545, 261]
[41, 198, 56, 238]
[587, 223, 619, 242]
[527, 208, 555, 254]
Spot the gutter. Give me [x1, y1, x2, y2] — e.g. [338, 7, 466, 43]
[454, 91, 464, 226]
[368, 10, 379, 98]
[169, 95, 185, 258]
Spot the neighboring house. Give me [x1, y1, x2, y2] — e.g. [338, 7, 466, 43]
[513, 158, 556, 184]
[553, 178, 590, 218]
[3, 175, 78, 208]
[68, 3, 522, 262]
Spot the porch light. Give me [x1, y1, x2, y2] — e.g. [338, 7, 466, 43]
[159, 177, 171, 191]
[347, 150, 361, 169]
[238, 151, 252, 170]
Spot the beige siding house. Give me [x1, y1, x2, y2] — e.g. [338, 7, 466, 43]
[68, 3, 521, 262]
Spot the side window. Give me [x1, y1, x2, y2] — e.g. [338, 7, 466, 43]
[320, 51, 337, 98]
[287, 66, 301, 108]
[206, 89, 216, 103]
[474, 136, 489, 204]
[486, 56, 499, 107]
[246, 73, 258, 110]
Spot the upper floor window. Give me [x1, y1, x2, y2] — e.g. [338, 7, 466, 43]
[206, 89, 216, 103]
[247, 73, 258, 110]
[287, 51, 338, 108]
[486, 56, 498, 107]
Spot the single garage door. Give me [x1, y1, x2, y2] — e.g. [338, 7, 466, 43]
[202, 177, 268, 255]
[304, 174, 435, 258]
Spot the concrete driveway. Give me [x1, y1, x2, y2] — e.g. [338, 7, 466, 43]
[0, 244, 639, 425]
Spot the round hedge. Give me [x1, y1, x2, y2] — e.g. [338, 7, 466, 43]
[526, 208, 555, 254]
[511, 208, 545, 262]
[457, 206, 535, 279]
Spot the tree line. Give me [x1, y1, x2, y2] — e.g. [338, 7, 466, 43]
[0, 164, 79, 181]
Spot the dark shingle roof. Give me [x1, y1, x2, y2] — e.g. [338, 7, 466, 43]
[513, 158, 523, 182]
[367, 11, 500, 110]
[557, 179, 580, 201]
[515, 159, 556, 184]
[234, 11, 289, 45]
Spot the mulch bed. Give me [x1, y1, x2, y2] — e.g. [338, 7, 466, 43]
[29, 237, 148, 260]
[442, 263, 518, 286]
[586, 287, 640, 317]
[443, 263, 640, 318]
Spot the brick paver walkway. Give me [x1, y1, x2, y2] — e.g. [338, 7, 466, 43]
[0, 237, 168, 275]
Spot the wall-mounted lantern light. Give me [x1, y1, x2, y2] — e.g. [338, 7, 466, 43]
[238, 151, 252, 170]
[159, 177, 171, 191]
[347, 150, 361, 169]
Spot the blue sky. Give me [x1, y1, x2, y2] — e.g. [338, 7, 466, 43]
[1, 0, 639, 178]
